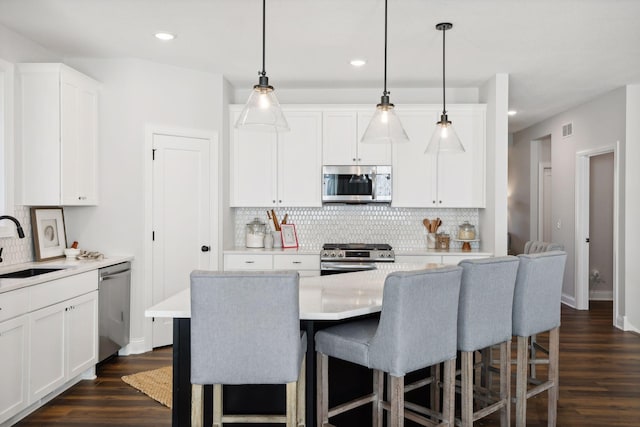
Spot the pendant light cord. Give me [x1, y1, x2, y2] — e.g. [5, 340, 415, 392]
[383, 0, 388, 96]
[261, 0, 266, 77]
[441, 25, 446, 115]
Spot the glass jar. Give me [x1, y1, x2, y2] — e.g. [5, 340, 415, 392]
[245, 218, 267, 248]
[457, 221, 476, 240]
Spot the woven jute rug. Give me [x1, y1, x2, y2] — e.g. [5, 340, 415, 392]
[122, 366, 172, 408]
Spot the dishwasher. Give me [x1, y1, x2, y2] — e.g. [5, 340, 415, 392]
[98, 262, 131, 362]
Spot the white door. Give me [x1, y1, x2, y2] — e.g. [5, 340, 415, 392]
[152, 132, 213, 348]
[540, 166, 552, 242]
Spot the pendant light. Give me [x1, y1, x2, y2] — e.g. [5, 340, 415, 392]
[425, 22, 464, 153]
[235, 0, 289, 132]
[360, 0, 409, 144]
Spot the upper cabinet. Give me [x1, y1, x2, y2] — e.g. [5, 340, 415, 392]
[17, 63, 99, 206]
[392, 105, 486, 208]
[322, 110, 391, 165]
[230, 108, 322, 207]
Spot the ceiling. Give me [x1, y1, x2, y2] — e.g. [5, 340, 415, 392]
[1, 0, 639, 132]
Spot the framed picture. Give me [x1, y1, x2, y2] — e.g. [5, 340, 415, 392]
[280, 224, 298, 248]
[31, 207, 68, 261]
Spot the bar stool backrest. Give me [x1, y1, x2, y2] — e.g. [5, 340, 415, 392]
[457, 256, 520, 352]
[190, 270, 303, 385]
[523, 240, 564, 254]
[368, 266, 463, 377]
[513, 251, 567, 337]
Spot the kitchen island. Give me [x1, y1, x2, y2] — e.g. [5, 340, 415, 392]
[145, 263, 443, 427]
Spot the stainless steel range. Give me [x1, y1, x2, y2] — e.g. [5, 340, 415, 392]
[320, 243, 395, 275]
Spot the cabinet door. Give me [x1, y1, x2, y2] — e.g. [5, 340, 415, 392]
[61, 73, 98, 205]
[356, 111, 392, 165]
[392, 109, 439, 207]
[278, 112, 322, 206]
[230, 110, 278, 206]
[66, 291, 98, 378]
[322, 111, 357, 164]
[223, 254, 273, 271]
[436, 106, 486, 207]
[0, 315, 29, 422]
[29, 301, 66, 401]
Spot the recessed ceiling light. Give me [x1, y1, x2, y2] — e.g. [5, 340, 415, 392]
[508, 110, 517, 116]
[350, 59, 367, 67]
[155, 32, 176, 41]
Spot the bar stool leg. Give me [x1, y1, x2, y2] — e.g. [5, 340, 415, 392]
[516, 336, 528, 427]
[442, 359, 455, 426]
[500, 341, 511, 427]
[430, 363, 441, 414]
[191, 384, 204, 427]
[548, 327, 560, 426]
[461, 351, 474, 427]
[286, 381, 297, 427]
[297, 355, 306, 427]
[373, 370, 384, 427]
[317, 353, 329, 427]
[389, 375, 404, 427]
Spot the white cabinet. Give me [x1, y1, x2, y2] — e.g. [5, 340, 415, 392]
[322, 111, 391, 165]
[29, 289, 98, 401]
[224, 252, 320, 277]
[230, 109, 322, 207]
[18, 63, 98, 206]
[0, 315, 29, 422]
[392, 105, 486, 208]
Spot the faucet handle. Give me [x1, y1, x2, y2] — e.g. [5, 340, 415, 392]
[0, 247, 3, 263]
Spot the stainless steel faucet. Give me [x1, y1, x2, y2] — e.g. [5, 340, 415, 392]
[0, 215, 26, 238]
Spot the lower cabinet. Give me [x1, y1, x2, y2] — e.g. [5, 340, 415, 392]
[0, 315, 29, 421]
[29, 290, 98, 401]
[0, 270, 99, 425]
[396, 253, 492, 265]
[224, 253, 320, 277]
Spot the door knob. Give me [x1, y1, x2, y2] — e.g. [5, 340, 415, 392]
[201, 245, 210, 252]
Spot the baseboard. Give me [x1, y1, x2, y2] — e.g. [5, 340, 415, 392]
[589, 289, 613, 301]
[119, 337, 149, 356]
[561, 292, 577, 308]
[623, 316, 640, 334]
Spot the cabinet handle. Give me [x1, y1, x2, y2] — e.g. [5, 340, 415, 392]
[78, 196, 87, 201]
[352, 158, 357, 162]
[292, 261, 302, 264]
[439, 200, 442, 204]
[278, 200, 282, 203]
[272, 200, 276, 204]
[432, 200, 436, 204]
[245, 260, 255, 264]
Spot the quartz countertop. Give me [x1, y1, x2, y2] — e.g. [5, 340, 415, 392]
[225, 247, 492, 257]
[395, 249, 493, 256]
[0, 255, 134, 294]
[145, 262, 443, 321]
[224, 247, 320, 255]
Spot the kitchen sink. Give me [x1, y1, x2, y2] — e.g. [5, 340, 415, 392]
[0, 267, 66, 279]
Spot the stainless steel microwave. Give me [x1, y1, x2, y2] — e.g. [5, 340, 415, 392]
[322, 165, 392, 204]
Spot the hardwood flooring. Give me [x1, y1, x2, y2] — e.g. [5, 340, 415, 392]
[15, 301, 640, 426]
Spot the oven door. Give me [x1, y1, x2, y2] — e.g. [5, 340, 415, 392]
[320, 261, 377, 276]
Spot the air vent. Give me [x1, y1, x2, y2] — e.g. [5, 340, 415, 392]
[562, 122, 573, 138]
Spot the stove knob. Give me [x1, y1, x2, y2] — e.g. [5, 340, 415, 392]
[330, 252, 336, 257]
[338, 252, 344, 257]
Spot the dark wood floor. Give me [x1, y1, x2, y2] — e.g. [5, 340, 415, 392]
[15, 301, 640, 426]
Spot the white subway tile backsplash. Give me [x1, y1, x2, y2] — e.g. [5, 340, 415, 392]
[234, 206, 480, 251]
[0, 206, 35, 265]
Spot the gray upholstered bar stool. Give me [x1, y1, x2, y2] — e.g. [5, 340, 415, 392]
[190, 270, 307, 427]
[456, 256, 519, 427]
[315, 266, 463, 427]
[512, 251, 567, 427]
[522, 241, 564, 380]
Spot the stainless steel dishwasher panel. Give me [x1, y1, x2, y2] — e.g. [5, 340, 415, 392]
[98, 261, 131, 362]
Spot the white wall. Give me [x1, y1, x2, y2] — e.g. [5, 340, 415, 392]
[625, 84, 640, 331]
[511, 87, 626, 310]
[479, 73, 509, 256]
[63, 58, 226, 352]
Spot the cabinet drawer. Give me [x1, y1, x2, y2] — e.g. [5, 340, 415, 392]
[224, 254, 273, 271]
[273, 254, 320, 271]
[30, 270, 98, 311]
[0, 288, 30, 322]
[395, 255, 443, 265]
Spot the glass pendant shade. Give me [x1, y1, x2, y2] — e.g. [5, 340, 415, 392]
[235, 79, 289, 132]
[425, 114, 465, 153]
[361, 99, 410, 144]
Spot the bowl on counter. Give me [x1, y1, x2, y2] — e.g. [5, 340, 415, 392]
[64, 248, 81, 259]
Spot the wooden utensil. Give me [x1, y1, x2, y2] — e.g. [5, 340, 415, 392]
[270, 209, 280, 231]
[423, 218, 431, 231]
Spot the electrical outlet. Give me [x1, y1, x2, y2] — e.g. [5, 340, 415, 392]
[556, 219, 561, 230]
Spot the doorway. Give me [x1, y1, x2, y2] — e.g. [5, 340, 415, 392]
[144, 126, 219, 348]
[575, 144, 619, 327]
[538, 163, 552, 242]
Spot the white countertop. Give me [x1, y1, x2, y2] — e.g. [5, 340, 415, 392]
[224, 247, 492, 257]
[0, 255, 134, 294]
[224, 247, 321, 255]
[145, 262, 444, 321]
